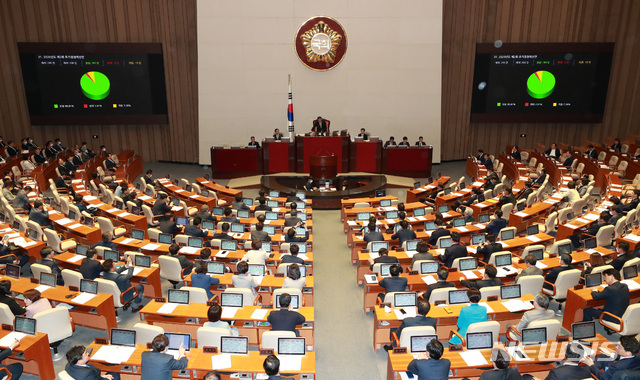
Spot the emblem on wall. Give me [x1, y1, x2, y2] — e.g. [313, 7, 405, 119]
[295, 16, 347, 71]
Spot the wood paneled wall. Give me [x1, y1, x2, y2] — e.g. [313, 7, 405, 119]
[442, 0, 640, 161]
[0, 0, 198, 163]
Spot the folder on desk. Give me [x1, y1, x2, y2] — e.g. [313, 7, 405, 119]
[459, 349, 488, 366]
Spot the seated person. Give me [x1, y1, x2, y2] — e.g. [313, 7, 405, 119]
[415, 136, 427, 146]
[213, 222, 235, 240]
[545, 342, 592, 380]
[267, 293, 306, 336]
[423, 267, 455, 302]
[583, 268, 629, 324]
[391, 220, 416, 247]
[159, 212, 182, 236]
[184, 216, 208, 239]
[194, 204, 216, 222]
[543, 254, 574, 291]
[281, 244, 305, 265]
[477, 233, 502, 263]
[303, 178, 316, 191]
[247, 136, 260, 148]
[92, 232, 119, 251]
[36, 246, 63, 285]
[407, 339, 451, 380]
[79, 248, 102, 280]
[284, 226, 309, 243]
[570, 211, 610, 249]
[515, 254, 543, 283]
[609, 241, 633, 271]
[0, 280, 26, 316]
[74, 193, 95, 215]
[273, 128, 284, 141]
[463, 208, 475, 223]
[168, 243, 193, 275]
[399, 136, 410, 146]
[282, 263, 306, 291]
[384, 136, 397, 148]
[378, 264, 407, 300]
[232, 261, 258, 297]
[428, 218, 450, 246]
[363, 222, 384, 243]
[545, 143, 561, 159]
[250, 222, 271, 242]
[533, 168, 548, 187]
[357, 128, 369, 141]
[243, 239, 269, 265]
[455, 187, 482, 211]
[483, 153, 494, 171]
[231, 194, 250, 211]
[28, 200, 53, 229]
[143, 169, 155, 186]
[12, 184, 31, 212]
[104, 153, 118, 171]
[65, 345, 121, 380]
[450, 288, 486, 344]
[623, 190, 639, 212]
[102, 257, 145, 312]
[140, 334, 188, 378]
[582, 336, 640, 380]
[220, 207, 239, 224]
[609, 205, 623, 226]
[311, 116, 330, 136]
[23, 289, 52, 318]
[486, 210, 508, 236]
[254, 197, 272, 211]
[284, 210, 302, 227]
[479, 348, 521, 380]
[152, 193, 172, 215]
[460, 264, 502, 289]
[191, 263, 220, 300]
[0, 235, 29, 269]
[440, 231, 467, 269]
[511, 293, 554, 337]
[369, 248, 399, 270]
[509, 146, 521, 162]
[410, 241, 434, 268]
[499, 186, 516, 206]
[203, 303, 239, 336]
[610, 138, 623, 152]
[385, 297, 437, 351]
[263, 354, 293, 380]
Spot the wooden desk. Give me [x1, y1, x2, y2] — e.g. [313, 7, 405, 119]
[88, 343, 316, 380]
[140, 302, 315, 347]
[211, 147, 263, 179]
[195, 178, 242, 206]
[156, 178, 218, 209]
[406, 177, 451, 204]
[0, 330, 55, 380]
[49, 211, 102, 245]
[0, 225, 46, 262]
[382, 147, 433, 178]
[465, 157, 487, 180]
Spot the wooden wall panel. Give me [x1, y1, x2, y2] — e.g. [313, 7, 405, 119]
[442, 0, 640, 161]
[0, 0, 198, 163]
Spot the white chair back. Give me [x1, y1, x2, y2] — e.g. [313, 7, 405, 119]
[516, 275, 544, 296]
[528, 319, 562, 339]
[181, 286, 210, 303]
[261, 330, 296, 351]
[61, 269, 83, 288]
[399, 326, 437, 352]
[133, 323, 165, 345]
[196, 326, 230, 348]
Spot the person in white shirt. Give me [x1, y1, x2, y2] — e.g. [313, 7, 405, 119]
[23, 288, 52, 318]
[564, 182, 581, 205]
[242, 239, 269, 265]
[203, 303, 239, 336]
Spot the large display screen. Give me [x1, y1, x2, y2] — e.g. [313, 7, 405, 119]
[18, 42, 168, 125]
[470, 43, 614, 123]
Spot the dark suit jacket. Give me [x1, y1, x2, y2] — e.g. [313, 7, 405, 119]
[281, 255, 305, 265]
[36, 258, 62, 278]
[267, 309, 305, 333]
[248, 141, 260, 148]
[534, 173, 547, 185]
[65, 363, 111, 380]
[486, 218, 508, 236]
[79, 259, 102, 280]
[171, 254, 193, 273]
[73, 155, 84, 165]
[609, 253, 633, 271]
[592, 281, 629, 321]
[231, 201, 249, 211]
[255, 204, 272, 211]
[546, 364, 592, 380]
[312, 119, 329, 133]
[510, 150, 522, 162]
[391, 229, 417, 246]
[423, 281, 455, 302]
[212, 232, 234, 240]
[590, 355, 640, 380]
[0, 294, 26, 316]
[370, 255, 399, 270]
[267, 376, 293, 380]
[140, 351, 188, 380]
[143, 175, 154, 185]
[543, 266, 574, 290]
[284, 233, 308, 243]
[159, 220, 181, 236]
[428, 228, 451, 246]
[587, 221, 607, 237]
[441, 244, 467, 268]
[184, 224, 207, 238]
[6, 146, 18, 157]
[484, 159, 494, 171]
[546, 148, 561, 158]
[29, 208, 50, 227]
[379, 276, 408, 294]
[92, 240, 119, 251]
[407, 357, 451, 380]
[194, 211, 216, 222]
[624, 198, 639, 212]
[103, 266, 135, 293]
[479, 367, 522, 380]
[364, 231, 385, 243]
[105, 159, 118, 170]
[586, 149, 598, 159]
[152, 200, 171, 215]
[397, 315, 437, 337]
[461, 278, 502, 290]
[478, 242, 503, 263]
[518, 188, 534, 202]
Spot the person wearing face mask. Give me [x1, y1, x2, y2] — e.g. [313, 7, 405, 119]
[53, 138, 65, 151]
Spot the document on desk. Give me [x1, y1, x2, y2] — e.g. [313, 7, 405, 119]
[68, 223, 84, 229]
[211, 353, 232, 369]
[138, 195, 152, 201]
[467, 246, 477, 254]
[441, 213, 451, 218]
[625, 234, 640, 243]
[91, 345, 136, 364]
[502, 299, 534, 312]
[221, 307, 240, 319]
[365, 274, 378, 284]
[68, 254, 85, 263]
[478, 302, 494, 313]
[0, 332, 26, 347]
[474, 223, 486, 229]
[435, 249, 445, 256]
[525, 235, 542, 243]
[132, 267, 145, 276]
[514, 212, 529, 218]
[72, 292, 97, 304]
[347, 220, 357, 226]
[584, 213, 599, 221]
[215, 250, 229, 258]
[407, 217, 417, 223]
[106, 208, 120, 213]
[405, 250, 417, 258]
[251, 308, 269, 319]
[369, 251, 380, 259]
[461, 270, 479, 280]
[83, 195, 98, 201]
[157, 302, 180, 314]
[621, 280, 640, 290]
[141, 243, 161, 251]
[457, 226, 468, 232]
[535, 261, 548, 269]
[279, 355, 303, 371]
[498, 241, 510, 248]
[298, 254, 309, 260]
[179, 247, 199, 254]
[422, 276, 437, 285]
[119, 238, 135, 245]
[393, 307, 417, 320]
[416, 216, 427, 221]
[118, 212, 131, 217]
[56, 218, 73, 225]
[35, 284, 53, 293]
[505, 345, 531, 361]
[459, 349, 488, 366]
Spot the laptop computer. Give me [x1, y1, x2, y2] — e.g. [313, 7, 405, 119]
[27, 228, 39, 241]
[83, 216, 95, 227]
[623, 265, 638, 280]
[110, 328, 136, 347]
[247, 264, 266, 277]
[420, 261, 439, 275]
[201, 189, 210, 197]
[171, 198, 181, 207]
[500, 284, 521, 300]
[220, 336, 249, 355]
[188, 237, 204, 248]
[371, 241, 389, 253]
[40, 272, 57, 288]
[220, 292, 243, 308]
[459, 257, 478, 271]
[466, 331, 493, 350]
[571, 321, 596, 340]
[452, 218, 466, 228]
[80, 279, 98, 294]
[500, 229, 515, 241]
[242, 198, 253, 206]
[526, 225, 539, 236]
[585, 273, 602, 288]
[158, 233, 173, 244]
[207, 262, 225, 275]
[380, 199, 392, 207]
[295, 201, 305, 210]
[278, 337, 306, 355]
[176, 217, 188, 226]
[114, 200, 124, 210]
[494, 253, 512, 267]
[393, 292, 417, 308]
[438, 237, 453, 248]
[517, 202, 526, 212]
[379, 263, 394, 277]
[68, 210, 77, 221]
[413, 208, 426, 217]
[166, 333, 191, 358]
[437, 205, 449, 213]
[4, 264, 20, 279]
[220, 240, 237, 251]
[131, 228, 145, 241]
[410, 335, 439, 353]
[275, 294, 300, 309]
[134, 255, 151, 268]
[103, 250, 119, 262]
[14, 316, 36, 336]
[521, 327, 547, 346]
[167, 289, 190, 304]
[448, 290, 470, 305]
[478, 213, 490, 223]
[471, 234, 486, 245]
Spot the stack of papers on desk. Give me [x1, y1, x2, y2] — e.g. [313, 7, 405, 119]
[434, 249, 445, 256]
[132, 267, 145, 276]
[171, 206, 182, 211]
[365, 274, 378, 284]
[141, 243, 161, 251]
[577, 217, 590, 224]
[407, 217, 417, 223]
[514, 212, 529, 217]
[138, 195, 151, 201]
[422, 276, 437, 285]
[347, 220, 357, 226]
[57, 218, 73, 225]
[467, 246, 477, 254]
[497, 266, 518, 277]
[179, 247, 199, 254]
[157, 303, 180, 314]
[369, 252, 380, 259]
[478, 302, 494, 313]
[68, 223, 84, 229]
[498, 241, 510, 248]
[215, 251, 229, 258]
[457, 227, 468, 233]
[584, 213, 599, 221]
[393, 307, 417, 320]
[385, 218, 396, 224]
[474, 223, 485, 229]
[416, 216, 427, 221]
[625, 235, 640, 242]
[501, 299, 534, 312]
[251, 308, 269, 319]
[0, 332, 26, 347]
[35, 284, 53, 293]
[472, 182, 484, 187]
[459, 350, 488, 366]
[621, 280, 640, 290]
[72, 292, 97, 304]
[211, 353, 232, 369]
[506, 345, 531, 361]
[279, 355, 303, 371]
[441, 213, 451, 218]
[91, 345, 136, 364]
[83, 195, 98, 201]
[68, 254, 85, 263]
[535, 261, 548, 269]
[221, 307, 240, 319]
[107, 208, 120, 213]
[119, 212, 131, 217]
[525, 235, 542, 243]
[461, 270, 479, 280]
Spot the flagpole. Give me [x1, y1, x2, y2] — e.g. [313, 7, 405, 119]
[288, 74, 294, 139]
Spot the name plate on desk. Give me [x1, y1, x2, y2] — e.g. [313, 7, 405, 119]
[1, 324, 13, 331]
[69, 286, 79, 292]
[393, 348, 407, 354]
[450, 344, 463, 351]
[155, 297, 166, 303]
[203, 346, 218, 353]
[94, 338, 108, 345]
[260, 349, 274, 355]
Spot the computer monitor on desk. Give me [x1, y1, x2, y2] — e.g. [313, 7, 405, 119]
[380, 199, 392, 207]
[478, 213, 490, 223]
[420, 261, 439, 275]
[134, 255, 151, 268]
[448, 290, 470, 305]
[220, 293, 243, 308]
[14, 316, 36, 336]
[413, 208, 426, 217]
[221, 240, 237, 251]
[522, 327, 547, 346]
[166, 333, 191, 355]
[158, 233, 173, 245]
[500, 229, 515, 241]
[572, 321, 596, 340]
[526, 225, 539, 236]
[585, 273, 602, 288]
[394, 292, 417, 308]
[40, 272, 57, 288]
[410, 335, 439, 353]
[188, 237, 203, 248]
[80, 279, 98, 294]
[500, 284, 521, 300]
[247, 264, 266, 277]
[221, 336, 249, 355]
[459, 257, 478, 271]
[494, 253, 512, 267]
[110, 328, 136, 347]
[167, 289, 190, 305]
[207, 262, 225, 275]
[278, 337, 306, 355]
[371, 241, 389, 253]
[466, 332, 493, 350]
[131, 228, 145, 241]
[292, 243, 307, 254]
[471, 234, 486, 245]
[275, 294, 299, 309]
[405, 240, 419, 252]
[379, 263, 393, 277]
[528, 248, 544, 261]
[583, 237, 597, 250]
[4, 264, 20, 280]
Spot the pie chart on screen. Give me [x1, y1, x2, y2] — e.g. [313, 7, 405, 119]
[527, 70, 555, 99]
[80, 71, 110, 100]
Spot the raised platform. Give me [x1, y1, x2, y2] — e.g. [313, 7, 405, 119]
[229, 172, 415, 190]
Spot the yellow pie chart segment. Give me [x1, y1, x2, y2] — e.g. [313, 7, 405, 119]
[80, 71, 110, 101]
[527, 70, 555, 99]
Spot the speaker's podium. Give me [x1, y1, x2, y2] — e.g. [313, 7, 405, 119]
[309, 155, 338, 180]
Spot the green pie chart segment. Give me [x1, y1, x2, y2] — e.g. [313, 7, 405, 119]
[527, 70, 555, 99]
[80, 71, 110, 101]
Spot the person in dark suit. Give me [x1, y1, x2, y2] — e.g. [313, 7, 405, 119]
[247, 136, 260, 148]
[440, 231, 467, 268]
[102, 257, 145, 312]
[583, 268, 629, 323]
[184, 216, 208, 239]
[5, 141, 18, 157]
[267, 293, 305, 336]
[78, 248, 102, 280]
[104, 154, 118, 171]
[140, 334, 188, 380]
[273, 128, 284, 141]
[509, 146, 522, 162]
[378, 264, 407, 298]
[428, 219, 451, 246]
[570, 211, 611, 248]
[611, 138, 623, 152]
[194, 204, 216, 223]
[250, 222, 271, 242]
[483, 153, 494, 171]
[410, 241, 435, 268]
[191, 263, 220, 300]
[479, 348, 522, 380]
[0, 339, 22, 379]
[364, 222, 384, 243]
[422, 267, 455, 302]
[231, 194, 249, 211]
[0, 280, 26, 316]
[486, 210, 508, 236]
[153, 194, 172, 215]
[284, 227, 309, 243]
[461, 264, 502, 289]
[72, 150, 84, 166]
[476, 149, 485, 163]
[159, 213, 181, 236]
[623, 190, 640, 212]
[407, 338, 451, 380]
[281, 244, 305, 265]
[609, 205, 624, 227]
[585, 144, 599, 160]
[65, 345, 120, 380]
[303, 178, 316, 191]
[263, 354, 293, 380]
[91, 232, 119, 251]
[29, 200, 53, 229]
[399, 136, 410, 146]
[213, 222, 235, 240]
[385, 297, 437, 351]
[545, 342, 592, 380]
[545, 143, 561, 159]
[499, 186, 516, 206]
[391, 220, 416, 247]
[543, 254, 574, 291]
[311, 116, 330, 136]
[168, 243, 193, 275]
[284, 210, 303, 227]
[609, 242, 633, 272]
[384, 136, 397, 148]
[143, 170, 155, 186]
[36, 246, 63, 285]
[44, 141, 57, 159]
[415, 136, 427, 146]
[533, 168, 547, 187]
[220, 207, 239, 224]
[477, 233, 503, 263]
[582, 336, 640, 380]
[517, 181, 534, 202]
[369, 248, 399, 270]
[254, 197, 272, 211]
